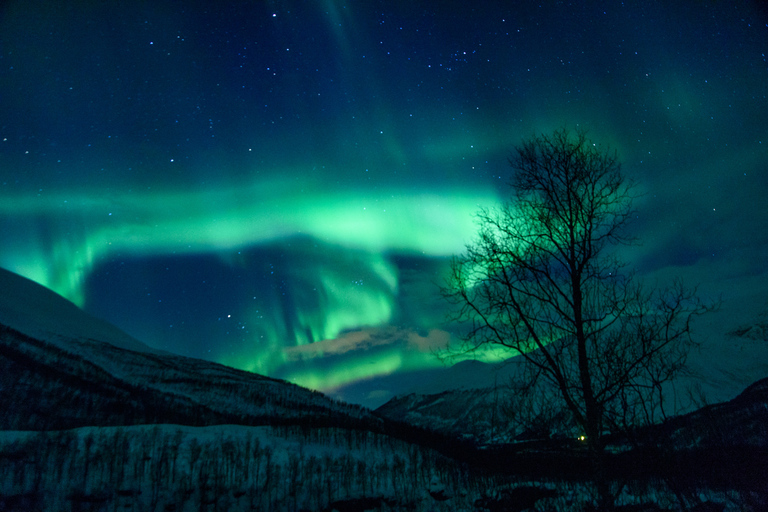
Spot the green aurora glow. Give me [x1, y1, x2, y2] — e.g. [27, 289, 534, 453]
[1, 0, 766, 405]
[0, 181, 499, 306]
[0, 180, 506, 390]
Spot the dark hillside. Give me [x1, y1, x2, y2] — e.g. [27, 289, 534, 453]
[0, 323, 377, 432]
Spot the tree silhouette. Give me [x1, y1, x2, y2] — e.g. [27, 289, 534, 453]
[444, 127, 709, 510]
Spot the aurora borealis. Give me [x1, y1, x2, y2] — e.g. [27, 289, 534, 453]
[1, 1, 767, 407]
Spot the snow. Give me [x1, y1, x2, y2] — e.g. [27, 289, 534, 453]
[0, 424, 482, 512]
[0, 267, 162, 355]
[2, 423, 753, 512]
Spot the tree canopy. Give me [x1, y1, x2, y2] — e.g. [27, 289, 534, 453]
[444, 128, 709, 509]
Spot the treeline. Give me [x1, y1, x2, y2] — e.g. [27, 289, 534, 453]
[0, 424, 500, 512]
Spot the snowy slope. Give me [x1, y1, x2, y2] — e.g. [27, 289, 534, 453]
[0, 267, 161, 355]
[651, 376, 768, 450]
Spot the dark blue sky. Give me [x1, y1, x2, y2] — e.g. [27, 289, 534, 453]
[1, 1, 766, 405]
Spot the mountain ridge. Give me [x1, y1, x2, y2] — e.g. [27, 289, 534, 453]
[0, 320, 376, 432]
[0, 267, 162, 355]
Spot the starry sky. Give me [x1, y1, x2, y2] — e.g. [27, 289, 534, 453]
[1, 1, 767, 407]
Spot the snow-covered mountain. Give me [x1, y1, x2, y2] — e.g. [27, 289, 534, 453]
[0, 267, 161, 355]
[652, 375, 768, 450]
[0, 267, 377, 431]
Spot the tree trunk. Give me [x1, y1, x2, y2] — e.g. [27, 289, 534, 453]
[589, 443, 612, 511]
[574, 272, 612, 510]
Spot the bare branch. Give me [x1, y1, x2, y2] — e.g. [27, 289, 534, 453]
[442, 127, 711, 509]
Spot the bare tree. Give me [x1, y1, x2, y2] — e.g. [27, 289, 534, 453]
[444, 128, 709, 509]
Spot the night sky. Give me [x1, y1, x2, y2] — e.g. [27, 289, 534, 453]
[1, 1, 767, 406]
